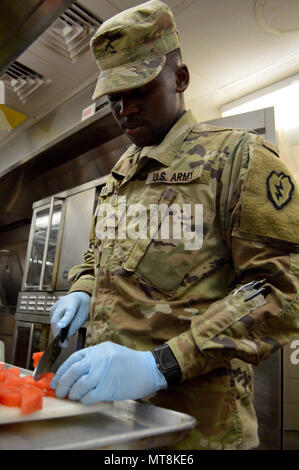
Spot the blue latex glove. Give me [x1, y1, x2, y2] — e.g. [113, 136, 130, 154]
[50, 292, 91, 347]
[50, 342, 168, 403]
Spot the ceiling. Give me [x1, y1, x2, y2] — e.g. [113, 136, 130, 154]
[1, 0, 299, 143]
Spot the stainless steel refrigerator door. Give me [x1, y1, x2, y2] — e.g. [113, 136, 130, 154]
[55, 187, 96, 291]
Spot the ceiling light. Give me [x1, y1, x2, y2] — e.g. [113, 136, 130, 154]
[222, 74, 299, 131]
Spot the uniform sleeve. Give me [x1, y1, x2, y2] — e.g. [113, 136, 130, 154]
[67, 211, 97, 296]
[167, 134, 299, 381]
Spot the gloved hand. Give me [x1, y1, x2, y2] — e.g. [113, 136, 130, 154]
[50, 341, 168, 403]
[50, 292, 91, 347]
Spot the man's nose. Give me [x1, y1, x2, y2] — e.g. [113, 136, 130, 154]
[118, 95, 139, 116]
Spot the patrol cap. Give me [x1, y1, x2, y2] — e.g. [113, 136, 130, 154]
[90, 0, 180, 101]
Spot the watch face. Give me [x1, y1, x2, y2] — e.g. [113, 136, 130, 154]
[152, 345, 181, 385]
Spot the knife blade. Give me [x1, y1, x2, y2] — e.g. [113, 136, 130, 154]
[33, 326, 69, 381]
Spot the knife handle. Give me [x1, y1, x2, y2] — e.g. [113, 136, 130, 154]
[59, 325, 70, 344]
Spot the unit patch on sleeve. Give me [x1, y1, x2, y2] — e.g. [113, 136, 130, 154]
[238, 143, 299, 244]
[266, 171, 294, 209]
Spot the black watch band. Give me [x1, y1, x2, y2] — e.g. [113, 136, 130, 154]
[152, 344, 181, 385]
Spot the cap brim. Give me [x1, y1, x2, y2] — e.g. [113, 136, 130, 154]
[91, 56, 166, 101]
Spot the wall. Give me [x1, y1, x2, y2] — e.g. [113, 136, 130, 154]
[277, 130, 299, 181]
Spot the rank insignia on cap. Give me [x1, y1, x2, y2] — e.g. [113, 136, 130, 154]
[266, 171, 294, 209]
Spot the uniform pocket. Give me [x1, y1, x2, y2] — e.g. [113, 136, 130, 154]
[122, 186, 207, 295]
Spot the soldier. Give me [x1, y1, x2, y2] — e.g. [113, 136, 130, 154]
[50, 0, 299, 450]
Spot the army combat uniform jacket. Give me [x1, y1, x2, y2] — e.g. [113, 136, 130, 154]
[68, 110, 299, 450]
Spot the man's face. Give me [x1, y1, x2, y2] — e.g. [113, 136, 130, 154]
[107, 64, 184, 147]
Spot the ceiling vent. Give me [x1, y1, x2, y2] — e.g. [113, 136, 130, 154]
[40, 2, 102, 63]
[0, 61, 51, 104]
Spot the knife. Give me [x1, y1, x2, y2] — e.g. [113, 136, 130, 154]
[33, 326, 70, 381]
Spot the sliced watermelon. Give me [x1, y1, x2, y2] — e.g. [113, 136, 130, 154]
[0, 372, 6, 383]
[21, 385, 43, 415]
[4, 374, 23, 388]
[37, 373, 55, 390]
[6, 367, 20, 377]
[44, 388, 56, 397]
[21, 372, 56, 396]
[0, 354, 57, 414]
[32, 351, 44, 368]
[0, 384, 22, 407]
[21, 376, 45, 395]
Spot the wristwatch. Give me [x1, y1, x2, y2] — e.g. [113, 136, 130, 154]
[152, 344, 182, 385]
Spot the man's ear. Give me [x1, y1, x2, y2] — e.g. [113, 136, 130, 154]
[176, 64, 190, 93]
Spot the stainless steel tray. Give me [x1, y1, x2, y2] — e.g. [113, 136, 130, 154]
[0, 400, 196, 450]
[0, 364, 196, 450]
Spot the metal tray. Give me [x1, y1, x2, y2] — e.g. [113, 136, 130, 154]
[0, 400, 196, 450]
[0, 364, 196, 450]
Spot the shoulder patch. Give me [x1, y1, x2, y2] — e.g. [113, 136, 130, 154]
[239, 143, 299, 244]
[266, 171, 294, 209]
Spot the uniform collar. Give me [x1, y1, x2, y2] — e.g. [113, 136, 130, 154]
[112, 110, 197, 179]
[139, 110, 197, 166]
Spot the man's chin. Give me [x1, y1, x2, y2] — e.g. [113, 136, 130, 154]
[126, 134, 151, 147]
[125, 128, 164, 147]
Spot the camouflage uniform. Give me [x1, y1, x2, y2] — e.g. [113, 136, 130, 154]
[65, 0, 299, 450]
[68, 109, 299, 450]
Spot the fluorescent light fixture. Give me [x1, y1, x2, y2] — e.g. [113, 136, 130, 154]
[222, 74, 299, 131]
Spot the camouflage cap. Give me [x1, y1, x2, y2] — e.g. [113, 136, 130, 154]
[90, 0, 180, 100]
